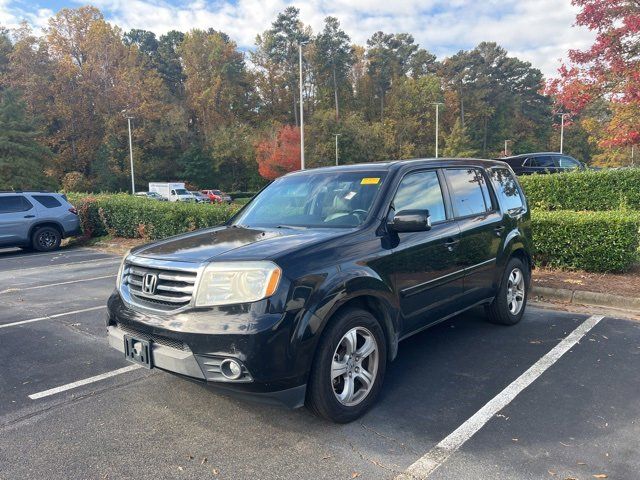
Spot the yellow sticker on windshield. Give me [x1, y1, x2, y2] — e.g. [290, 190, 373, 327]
[361, 177, 380, 185]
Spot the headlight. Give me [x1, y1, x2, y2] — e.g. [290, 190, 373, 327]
[115, 250, 131, 290]
[195, 261, 282, 307]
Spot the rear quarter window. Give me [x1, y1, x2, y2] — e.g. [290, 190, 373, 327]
[32, 195, 62, 208]
[444, 168, 493, 218]
[490, 168, 525, 212]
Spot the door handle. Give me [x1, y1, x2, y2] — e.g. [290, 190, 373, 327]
[443, 238, 459, 251]
[494, 226, 505, 237]
[24, 215, 35, 218]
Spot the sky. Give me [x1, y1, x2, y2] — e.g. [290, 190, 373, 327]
[1, 0, 594, 78]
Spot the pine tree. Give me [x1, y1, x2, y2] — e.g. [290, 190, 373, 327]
[0, 89, 52, 190]
[443, 118, 478, 158]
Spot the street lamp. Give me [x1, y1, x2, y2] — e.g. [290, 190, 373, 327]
[558, 113, 567, 154]
[432, 102, 444, 158]
[299, 43, 306, 170]
[122, 110, 135, 194]
[504, 139, 512, 156]
[333, 134, 342, 166]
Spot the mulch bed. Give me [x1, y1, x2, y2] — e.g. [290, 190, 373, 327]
[533, 265, 640, 298]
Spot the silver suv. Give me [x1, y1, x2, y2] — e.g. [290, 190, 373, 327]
[0, 192, 81, 251]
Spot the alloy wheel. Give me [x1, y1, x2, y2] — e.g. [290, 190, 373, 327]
[331, 326, 379, 407]
[506, 267, 525, 315]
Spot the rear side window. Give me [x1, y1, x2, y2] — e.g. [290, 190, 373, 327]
[445, 168, 493, 218]
[490, 168, 525, 212]
[558, 156, 579, 168]
[393, 170, 446, 222]
[0, 195, 33, 213]
[32, 195, 62, 208]
[531, 156, 556, 168]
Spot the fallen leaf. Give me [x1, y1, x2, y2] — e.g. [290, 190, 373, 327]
[548, 469, 556, 476]
[593, 475, 608, 479]
[577, 462, 586, 465]
[178, 466, 184, 472]
[201, 457, 208, 465]
[351, 473, 360, 478]
[212, 468, 220, 475]
[322, 455, 331, 460]
[187, 455, 194, 460]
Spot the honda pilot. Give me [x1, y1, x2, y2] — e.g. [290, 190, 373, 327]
[107, 159, 532, 423]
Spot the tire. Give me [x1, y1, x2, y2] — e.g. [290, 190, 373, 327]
[306, 307, 387, 423]
[485, 256, 529, 325]
[31, 226, 62, 252]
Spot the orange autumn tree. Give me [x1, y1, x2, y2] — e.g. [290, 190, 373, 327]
[256, 125, 301, 180]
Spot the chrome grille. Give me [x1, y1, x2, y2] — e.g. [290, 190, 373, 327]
[122, 260, 198, 311]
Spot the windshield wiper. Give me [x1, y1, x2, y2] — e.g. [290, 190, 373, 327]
[275, 224, 307, 230]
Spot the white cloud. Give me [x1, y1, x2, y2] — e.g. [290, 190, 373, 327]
[13, 0, 594, 77]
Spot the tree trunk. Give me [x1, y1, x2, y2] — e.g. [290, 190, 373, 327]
[459, 88, 465, 128]
[482, 115, 488, 155]
[380, 90, 384, 122]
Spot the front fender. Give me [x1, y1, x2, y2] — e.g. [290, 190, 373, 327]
[287, 265, 401, 366]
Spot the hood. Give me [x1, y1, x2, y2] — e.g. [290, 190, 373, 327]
[134, 225, 347, 263]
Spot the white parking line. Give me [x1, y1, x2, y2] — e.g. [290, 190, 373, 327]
[0, 275, 115, 294]
[396, 314, 605, 480]
[28, 365, 142, 400]
[0, 305, 107, 329]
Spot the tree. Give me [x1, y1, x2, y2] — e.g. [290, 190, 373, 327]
[366, 32, 419, 120]
[443, 119, 477, 157]
[548, 0, 640, 153]
[256, 125, 300, 180]
[252, 7, 310, 125]
[313, 17, 353, 120]
[0, 89, 52, 190]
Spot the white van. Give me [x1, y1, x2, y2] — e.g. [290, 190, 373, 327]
[148, 183, 195, 202]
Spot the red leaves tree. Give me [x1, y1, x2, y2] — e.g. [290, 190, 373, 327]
[256, 125, 301, 180]
[548, 0, 640, 148]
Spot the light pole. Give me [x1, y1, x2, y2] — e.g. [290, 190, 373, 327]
[504, 139, 511, 156]
[559, 113, 567, 154]
[122, 111, 135, 194]
[333, 134, 341, 166]
[299, 43, 305, 170]
[432, 102, 444, 158]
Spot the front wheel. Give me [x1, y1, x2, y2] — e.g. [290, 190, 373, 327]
[485, 257, 529, 325]
[306, 308, 387, 423]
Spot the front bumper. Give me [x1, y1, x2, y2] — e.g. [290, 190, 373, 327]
[106, 292, 311, 408]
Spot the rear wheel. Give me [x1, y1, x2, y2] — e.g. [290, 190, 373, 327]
[306, 307, 387, 423]
[32, 226, 61, 252]
[485, 256, 529, 325]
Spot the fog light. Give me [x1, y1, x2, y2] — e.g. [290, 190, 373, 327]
[220, 359, 243, 380]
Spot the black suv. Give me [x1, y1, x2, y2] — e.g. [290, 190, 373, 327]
[501, 152, 585, 175]
[107, 159, 532, 422]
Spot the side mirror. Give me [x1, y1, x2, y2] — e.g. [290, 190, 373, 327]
[389, 209, 431, 233]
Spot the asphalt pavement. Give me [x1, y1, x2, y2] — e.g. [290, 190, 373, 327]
[0, 245, 638, 480]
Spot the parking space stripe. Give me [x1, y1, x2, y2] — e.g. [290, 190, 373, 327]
[28, 365, 142, 400]
[0, 275, 115, 294]
[0, 305, 107, 329]
[396, 314, 605, 480]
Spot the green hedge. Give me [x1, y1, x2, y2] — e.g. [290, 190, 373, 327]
[227, 191, 258, 200]
[519, 168, 640, 211]
[531, 210, 640, 272]
[75, 194, 238, 240]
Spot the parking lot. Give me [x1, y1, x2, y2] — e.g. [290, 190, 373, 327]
[0, 246, 639, 480]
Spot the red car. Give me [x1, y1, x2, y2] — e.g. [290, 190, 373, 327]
[201, 190, 231, 204]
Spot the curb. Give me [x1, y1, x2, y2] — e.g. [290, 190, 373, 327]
[531, 286, 640, 313]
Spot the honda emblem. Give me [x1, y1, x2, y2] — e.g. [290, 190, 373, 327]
[142, 273, 158, 295]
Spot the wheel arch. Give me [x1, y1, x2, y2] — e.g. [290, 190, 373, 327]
[28, 221, 64, 239]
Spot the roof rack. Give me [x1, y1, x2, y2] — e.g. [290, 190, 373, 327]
[0, 190, 55, 193]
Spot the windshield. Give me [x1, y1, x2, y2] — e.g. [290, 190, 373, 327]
[233, 171, 387, 228]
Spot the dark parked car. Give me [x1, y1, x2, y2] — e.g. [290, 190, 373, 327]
[500, 152, 585, 175]
[107, 159, 532, 422]
[0, 191, 80, 251]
